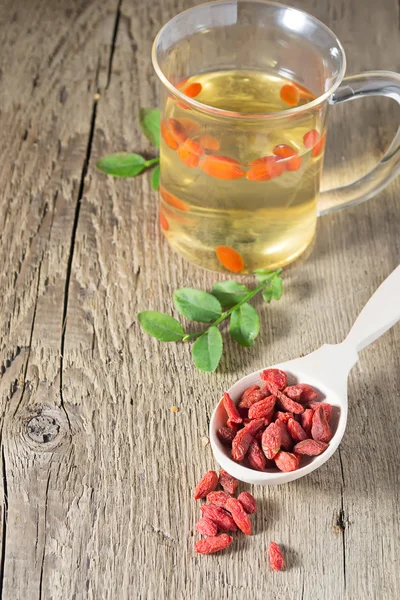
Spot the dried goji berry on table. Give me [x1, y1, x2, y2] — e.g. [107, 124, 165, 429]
[232, 428, 253, 462]
[311, 405, 333, 443]
[194, 533, 233, 554]
[247, 438, 267, 471]
[206, 490, 231, 508]
[261, 422, 282, 460]
[300, 408, 314, 437]
[268, 542, 285, 571]
[274, 411, 294, 423]
[308, 401, 333, 423]
[287, 418, 308, 442]
[248, 395, 276, 420]
[260, 369, 287, 390]
[237, 492, 257, 514]
[275, 419, 293, 451]
[219, 469, 239, 495]
[239, 385, 266, 409]
[244, 418, 267, 437]
[274, 451, 300, 472]
[223, 392, 243, 425]
[280, 84, 300, 106]
[225, 497, 252, 535]
[200, 504, 238, 532]
[193, 470, 219, 500]
[293, 439, 328, 456]
[217, 426, 236, 445]
[216, 245, 245, 273]
[201, 155, 246, 180]
[195, 517, 218, 537]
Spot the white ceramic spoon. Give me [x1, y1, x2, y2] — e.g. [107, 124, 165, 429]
[210, 265, 400, 485]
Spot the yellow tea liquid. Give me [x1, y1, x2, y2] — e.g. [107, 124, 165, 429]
[160, 70, 325, 273]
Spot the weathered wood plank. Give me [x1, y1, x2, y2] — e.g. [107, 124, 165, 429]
[0, 0, 399, 598]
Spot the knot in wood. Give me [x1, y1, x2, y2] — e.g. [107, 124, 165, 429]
[26, 414, 60, 444]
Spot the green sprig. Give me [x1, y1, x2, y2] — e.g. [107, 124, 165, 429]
[137, 269, 284, 373]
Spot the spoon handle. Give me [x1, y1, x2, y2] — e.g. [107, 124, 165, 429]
[344, 265, 400, 352]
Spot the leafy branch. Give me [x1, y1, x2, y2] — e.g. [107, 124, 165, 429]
[137, 269, 283, 372]
[96, 108, 161, 189]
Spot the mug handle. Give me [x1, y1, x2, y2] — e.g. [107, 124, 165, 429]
[318, 71, 400, 216]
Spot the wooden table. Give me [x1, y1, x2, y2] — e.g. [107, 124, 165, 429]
[0, 0, 399, 598]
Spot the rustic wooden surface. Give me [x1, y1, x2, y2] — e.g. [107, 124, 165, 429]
[0, 0, 399, 598]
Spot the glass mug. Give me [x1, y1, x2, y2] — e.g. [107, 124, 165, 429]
[152, 0, 400, 274]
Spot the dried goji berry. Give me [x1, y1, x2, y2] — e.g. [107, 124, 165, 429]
[237, 491, 257, 514]
[311, 406, 333, 443]
[183, 82, 202, 98]
[226, 420, 240, 432]
[293, 439, 328, 455]
[161, 120, 179, 150]
[247, 438, 267, 471]
[198, 134, 220, 151]
[217, 426, 236, 445]
[287, 418, 308, 443]
[193, 470, 219, 500]
[300, 408, 314, 437]
[312, 132, 326, 157]
[206, 490, 231, 508]
[195, 517, 218, 537]
[260, 369, 287, 390]
[274, 451, 300, 472]
[201, 155, 246, 180]
[275, 419, 293, 451]
[248, 395, 276, 420]
[194, 533, 233, 554]
[244, 418, 267, 437]
[303, 129, 320, 149]
[267, 385, 304, 415]
[283, 385, 302, 401]
[246, 156, 285, 181]
[200, 504, 238, 532]
[268, 542, 285, 571]
[216, 246, 244, 273]
[232, 428, 253, 462]
[261, 422, 281, 460]
[239, 385, 266, 409]
[225, 497, 252, 535]
[219, 469, 239, 495]
[274, 411, 294, 423]
[177, 139, 203, 168]
[295, 383, 318, 402]
[280, 84, 300, 106]
[308, 401, 332, 423]
[223, 392, 243, 424]
[160, 185, 189, 211]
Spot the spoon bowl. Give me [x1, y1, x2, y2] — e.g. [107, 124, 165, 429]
[210, 265, 400, 485]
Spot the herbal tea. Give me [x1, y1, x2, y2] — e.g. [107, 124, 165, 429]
[160, 70, 326, 273]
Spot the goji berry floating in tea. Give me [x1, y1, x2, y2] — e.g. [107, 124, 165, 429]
[280, 84, 300, 106]
[268, 542, 285, 571]
[218, 369, 334, 472]
[215, 246, 245, 273]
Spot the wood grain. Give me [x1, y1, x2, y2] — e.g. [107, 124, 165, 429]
[0, 0, 399, 598]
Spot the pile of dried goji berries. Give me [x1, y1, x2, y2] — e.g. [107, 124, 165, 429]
[218, 368, 333, 472]
[193, 467, 284, 569]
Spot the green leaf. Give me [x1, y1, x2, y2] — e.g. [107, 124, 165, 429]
[139, 108, 161, 148]
[230, 303, 260, 347]
[254, 267, 282, 284]
[96, 153, 147, 178]
[137, 311, 185, 342]
[151, 164, 160, 191]
[262, 275, 283, 303]
[173, 288, 222, 323]
[211, 280, 250, 308]
[192, 327, 223, 372]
